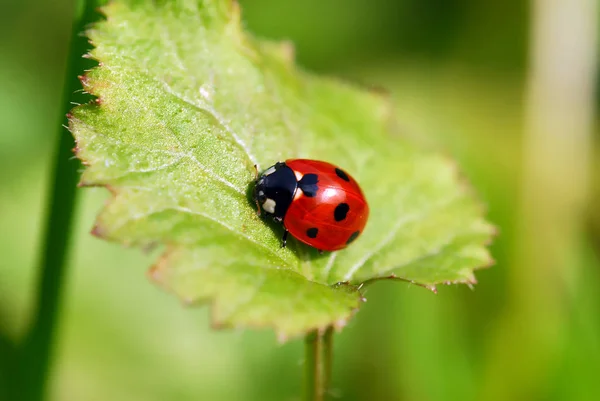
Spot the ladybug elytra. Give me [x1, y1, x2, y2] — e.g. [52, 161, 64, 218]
[253, 159, 369, 251]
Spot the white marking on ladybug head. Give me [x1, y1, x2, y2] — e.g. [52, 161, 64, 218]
[293, 170, 303, 181]
[263, 165, 277, 176]
[262, 198, 276, 214]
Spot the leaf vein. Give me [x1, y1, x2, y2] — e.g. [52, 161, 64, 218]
[159, 80, 259, 167]
[141, 91, 246, 194]
[342, 195, 461, 281]
[323, 252, 338, 283]
[171, 205, 291, 266]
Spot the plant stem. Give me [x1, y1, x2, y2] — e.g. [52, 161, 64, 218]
[305, 330, 324, 401]
[19, 1, 98, 400]
[0, 331, 14, 401]
[322, 326, 334, 399]
[305, 327, 334, 401]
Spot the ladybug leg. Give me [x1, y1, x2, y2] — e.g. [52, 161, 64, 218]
[254, 199, 262, 216]
[281, 229, 289, 248]
[318, 249, 324, 255]
[253, 164, 262, 216]
[253, 164, 259, 180]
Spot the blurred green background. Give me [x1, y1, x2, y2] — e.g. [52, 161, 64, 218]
[1, 0, 599, 400]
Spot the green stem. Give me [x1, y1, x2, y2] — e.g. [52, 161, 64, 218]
[19, 1, 98, 400]
[0, 330, 13, 401]
[305, 330, 324, 401]
[322, 326, 334, 400]
[305, 327, 334, 401]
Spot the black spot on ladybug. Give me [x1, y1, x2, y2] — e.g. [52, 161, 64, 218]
[335, 168, 350, 182]
[306, 227, 319, 238]
[346, 231, 360, 244]
[334, 203, 350, 221]
[298, 173, 319, 197]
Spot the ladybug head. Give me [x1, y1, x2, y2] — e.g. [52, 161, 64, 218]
[253, 162, 298, 220]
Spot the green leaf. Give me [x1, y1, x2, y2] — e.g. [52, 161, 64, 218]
[70, 0, 494, 338]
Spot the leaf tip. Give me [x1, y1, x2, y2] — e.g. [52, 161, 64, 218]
[147, 250, 171, 283]
[427, 285, 438, 294]
[90, 224, 106, 238]
[147, 264, 160, 282]
[333, 318, 350, 331]
[466, 275, 478, 285]
[71, 145, 89, 166]
[274, 40, 296, 65]
[487, 224, 500, 242]
[78, 74, 89, 88]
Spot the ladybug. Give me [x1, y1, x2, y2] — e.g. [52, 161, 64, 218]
[253, 159, 369, 251]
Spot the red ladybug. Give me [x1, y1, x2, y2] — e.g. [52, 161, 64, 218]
[253, 159, 369, 251]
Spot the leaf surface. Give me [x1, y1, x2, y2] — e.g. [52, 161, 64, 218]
[71, 0, 494, 337]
